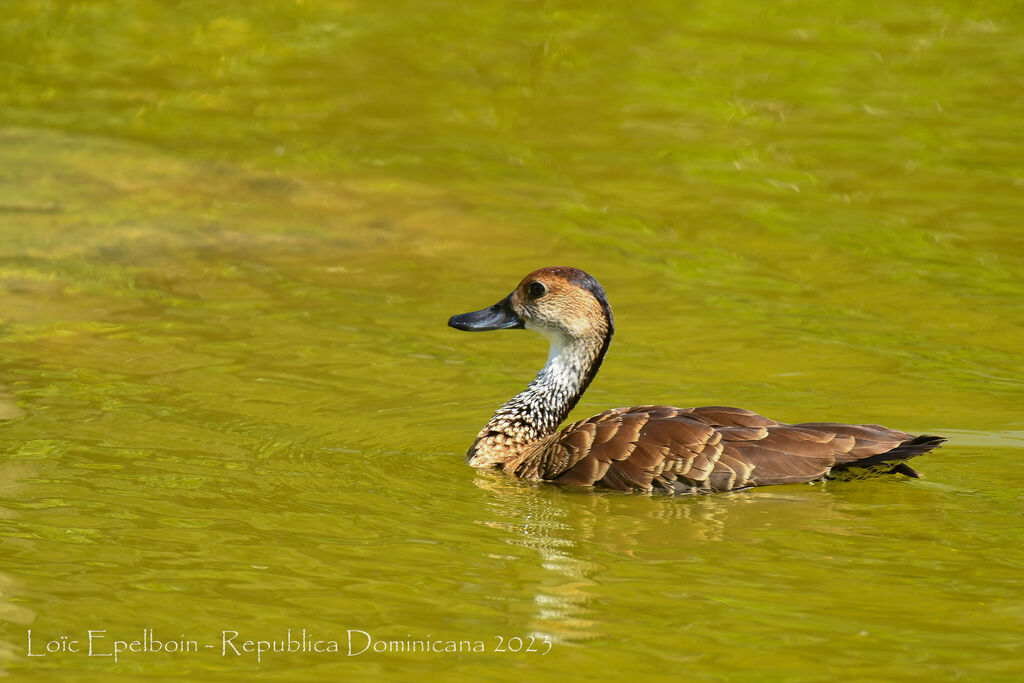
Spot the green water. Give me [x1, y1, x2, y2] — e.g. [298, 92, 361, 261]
[1, 1, 1023, 680]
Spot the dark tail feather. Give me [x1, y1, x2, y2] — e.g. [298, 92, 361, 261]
[887, 434, 947, 459]
[830, 434, 946, 480]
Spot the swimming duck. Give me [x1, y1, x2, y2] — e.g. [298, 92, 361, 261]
[448, 266, 945, 494]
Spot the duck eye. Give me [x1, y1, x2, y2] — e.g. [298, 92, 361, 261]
[527, 281, 546, 299]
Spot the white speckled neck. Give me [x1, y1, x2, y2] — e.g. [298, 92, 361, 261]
[466, 334, 605, 468]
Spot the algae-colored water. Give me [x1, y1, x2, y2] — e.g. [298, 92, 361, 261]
[1, 1, 1022, 680]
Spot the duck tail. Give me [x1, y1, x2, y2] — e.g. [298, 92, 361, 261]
[831, 434, 946, 480]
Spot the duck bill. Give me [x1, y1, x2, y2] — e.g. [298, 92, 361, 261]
[448, 293, 525, 331]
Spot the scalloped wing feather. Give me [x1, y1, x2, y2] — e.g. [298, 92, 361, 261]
[509, 406, 944, 494]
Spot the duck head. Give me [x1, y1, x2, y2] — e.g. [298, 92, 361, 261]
[447, 266, 615, 348]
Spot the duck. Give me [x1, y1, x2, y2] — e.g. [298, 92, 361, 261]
[448, 266, 945, 494]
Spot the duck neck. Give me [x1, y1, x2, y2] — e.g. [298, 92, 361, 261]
[467, 330, 610, 468]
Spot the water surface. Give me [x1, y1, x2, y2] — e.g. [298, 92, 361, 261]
[1, 1, 1022, 680]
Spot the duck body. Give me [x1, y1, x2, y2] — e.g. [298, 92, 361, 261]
[448, 266, 944, 494]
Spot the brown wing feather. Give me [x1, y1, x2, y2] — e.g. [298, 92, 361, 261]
[511, 405, 944, 494]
